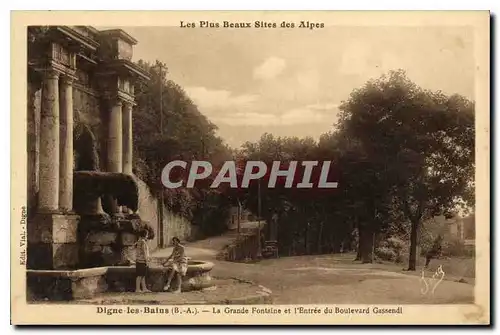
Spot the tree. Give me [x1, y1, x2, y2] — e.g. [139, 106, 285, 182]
[236, 133, 345, 256]
[133, 60, 232, 234]
[338, 70, 474, 270]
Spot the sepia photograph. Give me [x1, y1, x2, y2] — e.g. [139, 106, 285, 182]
[11, 10, 490, 325]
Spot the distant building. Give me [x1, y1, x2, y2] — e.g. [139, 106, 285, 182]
[432, 214, 475, 247]
[461, 214, 475, 247]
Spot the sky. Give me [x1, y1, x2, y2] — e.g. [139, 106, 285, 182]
[108, 26, 475, 149]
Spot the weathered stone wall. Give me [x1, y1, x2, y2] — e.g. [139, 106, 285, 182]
[136, 178, 199, 252]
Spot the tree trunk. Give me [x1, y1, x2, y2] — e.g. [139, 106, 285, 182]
[361, 229, 374, 263]
[407, 219, 419, 270]
[236, 198, 241, 238]
[304, 223, 309, 254]
[317, 221, 324, 254]
[355, 226, 362, 261]
[288, 215, 296, 256]
[355, 247, 361, 260]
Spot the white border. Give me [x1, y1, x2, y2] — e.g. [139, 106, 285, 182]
[3, 1, 497, 334]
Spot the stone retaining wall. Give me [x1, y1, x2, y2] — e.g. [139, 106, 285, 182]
[136, 179, 199, 252]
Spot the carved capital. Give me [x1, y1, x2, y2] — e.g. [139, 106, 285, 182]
[44, 68, 61, 80]
[60, 75, 74, 86]
[122, 101, 134, 111]
[102, 94, 124, 107]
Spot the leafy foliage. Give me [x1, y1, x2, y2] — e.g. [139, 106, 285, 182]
[337, 69, 475, 269]
[375, 247, 398, 262]
[132, 60, 232, 235]
[130, 61, 474, 261]
[230, 70, 474, 263]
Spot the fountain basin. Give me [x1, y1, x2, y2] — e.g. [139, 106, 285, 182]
[107, 260, 215, 292]
[27, 267, 109, 300]
[27, 260, 215, 301]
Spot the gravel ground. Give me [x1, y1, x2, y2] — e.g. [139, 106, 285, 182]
[153, 241, 475, 305]
[29, 278, 272, 305]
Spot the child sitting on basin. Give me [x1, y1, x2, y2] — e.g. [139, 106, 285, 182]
[162, 237, 188, 293]
[128, 229, 152, 293]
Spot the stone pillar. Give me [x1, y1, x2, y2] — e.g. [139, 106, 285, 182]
[59, 76, 74, 212]
[38, 69, 60, 212]
[107, 99, 123, 214]
[27, 213, 79, 270]
[28, 70, 80, 270]
[122, 102, 133, 175]
[27, 79, 41, 213]
[107, 99, 123, 173]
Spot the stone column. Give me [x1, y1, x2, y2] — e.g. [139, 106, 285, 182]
[59, 76, 74, 212]
[107, 99, 123, 172]
[27, 79, 41, 212]
[107, 99, 123, 214]
[38, 69, 60, 212]
[122, 102, 133, 175]
[28, 70, 80, 270]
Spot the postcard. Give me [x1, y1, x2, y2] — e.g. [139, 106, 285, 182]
[11, 10, 490, 325]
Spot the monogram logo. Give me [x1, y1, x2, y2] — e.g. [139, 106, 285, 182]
[420, 265, 446, 295]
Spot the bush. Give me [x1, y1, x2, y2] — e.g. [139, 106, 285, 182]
[419, 229, 436, 256]
[386, 237, 406, 251]
[375, 247, 397, 262]
[376, 237, 406, 263]
[442, 238, 468, 257]
[164, 188, 196, 220]
[192, 190, 231, 237]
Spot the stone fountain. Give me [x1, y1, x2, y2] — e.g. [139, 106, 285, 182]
[106, 260, 215, 293]
[26, 26, 271, 304]
[27, 170, 217, 300]
[72, 171, 150, 268]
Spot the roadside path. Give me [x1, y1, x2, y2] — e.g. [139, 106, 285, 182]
[152, 233, 474, 304]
